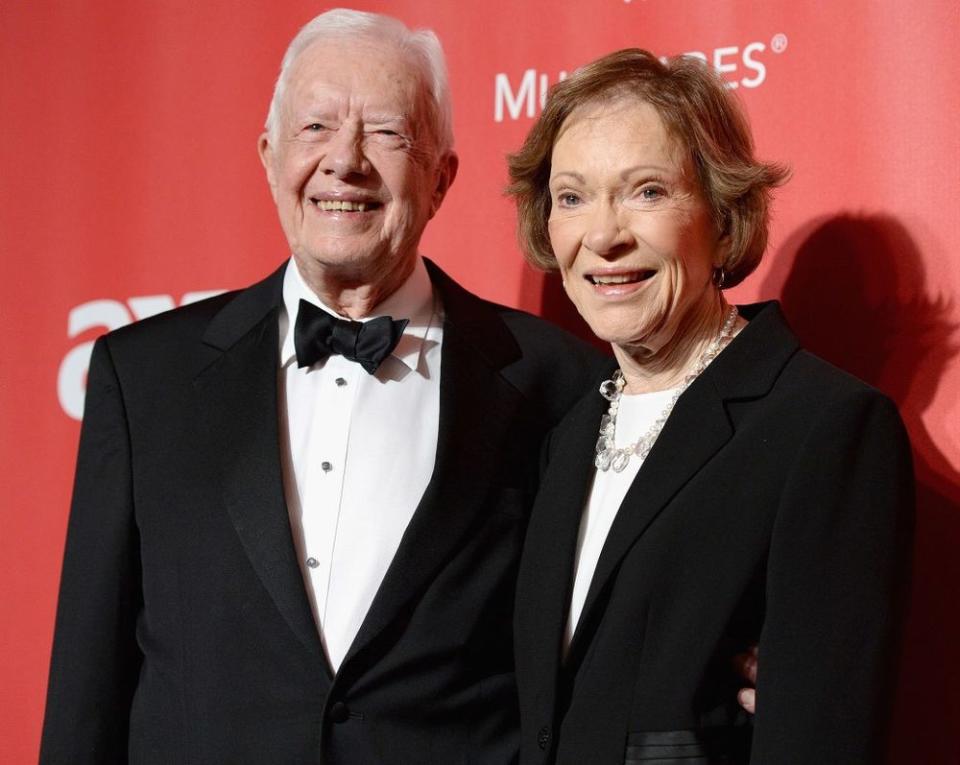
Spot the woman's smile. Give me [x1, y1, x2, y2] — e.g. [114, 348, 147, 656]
[548, 99, 721, 355]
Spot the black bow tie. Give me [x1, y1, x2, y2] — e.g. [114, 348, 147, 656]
[294, 299, 408, 374]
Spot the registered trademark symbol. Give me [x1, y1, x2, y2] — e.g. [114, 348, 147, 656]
[771, 33, 788, 53]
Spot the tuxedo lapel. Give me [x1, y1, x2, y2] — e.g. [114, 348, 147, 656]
[342, 261, 527, 667]
[193, 265, 326, 665]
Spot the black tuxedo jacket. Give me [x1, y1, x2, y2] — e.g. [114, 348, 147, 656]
[515, 302, 914, 765]
[40, 260, 605, 765]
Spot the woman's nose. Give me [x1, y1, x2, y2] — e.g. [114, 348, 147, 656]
[582, 203, 634, 257]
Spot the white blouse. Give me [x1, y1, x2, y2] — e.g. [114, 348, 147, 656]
[564, 386, 680, 654]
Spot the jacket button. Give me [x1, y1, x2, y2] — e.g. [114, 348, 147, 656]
[537, 725, 551, 750]
[329, 701, 350, 724]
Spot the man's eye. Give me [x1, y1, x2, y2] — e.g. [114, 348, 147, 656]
[367, 129, 405, 142]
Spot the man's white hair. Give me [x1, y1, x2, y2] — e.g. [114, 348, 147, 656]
[264, 8, 454, 154]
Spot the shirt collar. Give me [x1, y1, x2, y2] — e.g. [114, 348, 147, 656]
[279, 255, 438, 373]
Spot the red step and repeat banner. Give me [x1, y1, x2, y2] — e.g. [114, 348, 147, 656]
[2, 1, 958, 761]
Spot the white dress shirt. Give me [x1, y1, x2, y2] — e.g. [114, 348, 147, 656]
[277, 256, 442, 671]
[564, 387, 679, 653]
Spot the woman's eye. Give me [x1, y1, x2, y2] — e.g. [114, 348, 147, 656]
[640, 186, 665, 200]
[558, 192, 581, 207]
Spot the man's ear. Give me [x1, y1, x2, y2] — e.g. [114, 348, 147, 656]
[258, 133, 279, 204]
[429, 150, 459, 218]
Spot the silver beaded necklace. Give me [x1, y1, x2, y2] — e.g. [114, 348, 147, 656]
[595, 305, 739, 473]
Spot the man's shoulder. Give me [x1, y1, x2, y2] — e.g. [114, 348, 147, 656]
[496, 303, 605, 366]
[433, 264, 604, 360]
[101, 264, 284, 366]
[429, 263, 610, 421]
[102, 288, 240, 364]
[494, 304, 610, 427]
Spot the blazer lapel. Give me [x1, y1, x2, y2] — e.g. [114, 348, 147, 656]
[341, 261, 527, 666]
[565, 378, 732, 660]
[515, 388, 608, 720]
[193, 264, 326, 663]
[565, 301, 800, 666]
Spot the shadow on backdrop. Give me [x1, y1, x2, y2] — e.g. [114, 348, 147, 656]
[764, 214, 960, 764]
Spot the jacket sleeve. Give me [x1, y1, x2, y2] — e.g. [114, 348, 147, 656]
[40, 336, 143, 763]
[750, 389, 914, 764]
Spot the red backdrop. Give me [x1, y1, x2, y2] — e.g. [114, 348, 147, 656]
[2, 1, 958, 761]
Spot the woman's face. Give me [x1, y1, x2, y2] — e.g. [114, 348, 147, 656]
[547, 98, 722, 355]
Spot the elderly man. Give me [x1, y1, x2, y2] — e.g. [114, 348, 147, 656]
[39, 9, 602, 765]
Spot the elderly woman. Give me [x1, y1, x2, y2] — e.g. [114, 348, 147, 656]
[508, 49, 913, 765]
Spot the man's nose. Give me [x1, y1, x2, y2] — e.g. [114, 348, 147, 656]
[321, 123, 371, 178]
[582, 202, 634, 257]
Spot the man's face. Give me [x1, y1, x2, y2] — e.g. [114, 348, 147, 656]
[259, 35, 456, 292]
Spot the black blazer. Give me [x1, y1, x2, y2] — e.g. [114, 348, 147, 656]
[40, 260, 605, 765]
[515, 302, 914, 765]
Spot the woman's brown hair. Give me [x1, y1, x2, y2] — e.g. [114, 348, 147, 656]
[507, 48, 788, 287]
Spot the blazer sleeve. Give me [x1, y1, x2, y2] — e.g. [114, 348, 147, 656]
[750, 389, 914, 765]
[40, 336, 143, 763]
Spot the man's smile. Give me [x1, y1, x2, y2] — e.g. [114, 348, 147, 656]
[310, 198, 383, 212]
